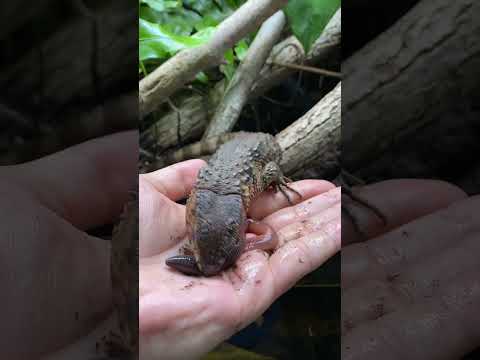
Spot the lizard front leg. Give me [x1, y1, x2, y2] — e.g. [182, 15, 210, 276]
[262, 161, 302, 205]
[340, 169, 387, 238]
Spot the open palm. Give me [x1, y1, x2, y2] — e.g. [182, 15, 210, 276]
[139, 160, 341, 360]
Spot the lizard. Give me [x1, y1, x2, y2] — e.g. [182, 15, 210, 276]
[165, 131, 302, 277]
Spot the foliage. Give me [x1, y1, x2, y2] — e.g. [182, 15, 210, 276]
[139, 0, 248, 81]
[139, 0, 341, 83]
[285, 0, 340, 52]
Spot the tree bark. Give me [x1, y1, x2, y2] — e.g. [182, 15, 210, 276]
[0, 1, 136, 114]
[342, 0, 480, 178]
[203, 11, 286, 139]
[277, 82, 341, 177]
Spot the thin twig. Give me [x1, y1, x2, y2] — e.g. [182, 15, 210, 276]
[270, 61, 342, 78]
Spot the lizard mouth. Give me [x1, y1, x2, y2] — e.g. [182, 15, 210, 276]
[201, 263, 223, 277]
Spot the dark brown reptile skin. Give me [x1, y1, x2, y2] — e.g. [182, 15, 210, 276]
[181, 132, 285, 276]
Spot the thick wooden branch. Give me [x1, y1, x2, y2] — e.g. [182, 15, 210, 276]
[0, 2, 136, 112]
[147, 83, 341, 177]
[203, 11, 286, 139]
[342, 0, 480, 174]
[139, 0, 289, 118]
[308, 8, 342, 61]
[140, 87, 222, 152]
[277, 82, 341, 177]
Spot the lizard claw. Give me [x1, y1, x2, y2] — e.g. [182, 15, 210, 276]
[340, 169, 387, 225]
[276, 177, 303, 206]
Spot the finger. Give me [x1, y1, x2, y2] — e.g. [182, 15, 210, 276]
[262, 186, 341, 233]
[342, 267, 480, 360]
[9, 131, 138, 230]
[342, 232, 480, 332]
[276, 202, 341, 246]
[185, 187, 341, 324]
[248, 180, 335, 220]
[268, 201, 341, 297]
[343, 179, 466, 245]
[217, 188, 340, 312]
[1, 198, 111, 358]
[141, 159, 206, 201]
[342, 195, 480, 288]
[139, 178, 187, 257]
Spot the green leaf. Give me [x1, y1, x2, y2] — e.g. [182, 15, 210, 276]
[139, 19, 215, 62]
[140, 0, 180, 12]
[139, 4, 202, 35]
[138, 0, 249, 81]
[191, 27, 216, 42]
[196, 71, 209, 83]
[285, 0, 340, 52]
[183, 0, 241, 30]
[220, 48, 236, 82]
[234, 39, 249, 61]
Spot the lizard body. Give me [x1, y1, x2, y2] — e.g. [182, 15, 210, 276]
[166, 132, 301, 276]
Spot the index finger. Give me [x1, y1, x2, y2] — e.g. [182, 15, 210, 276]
[343, 179, 466, 245]
[342, 194, 479, 289]
[141, 159, 206, 201]
[266, 187, 341, 297]
[8, 131, 138, 230]
[249, 180, 335, 220]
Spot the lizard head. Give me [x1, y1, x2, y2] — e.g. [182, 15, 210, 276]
[186, 189, 247, 276]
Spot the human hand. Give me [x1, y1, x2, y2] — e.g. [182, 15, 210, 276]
[0, 131, 137, 359]
[139, 160, 341, 360]
[342, 179, 480, 359]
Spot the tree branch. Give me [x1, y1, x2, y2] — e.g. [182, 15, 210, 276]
[148, 81, 340, 176]
[0, 2, 136, 111]
[250, 8, 341, 98]
[203, 11, 286, 139]
[342, 0, 480, 174]
[277, 82, 341, 177]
